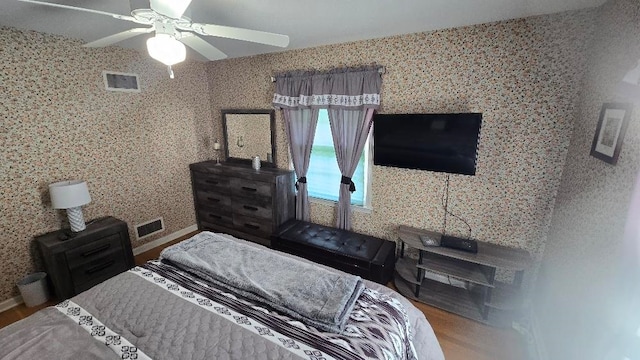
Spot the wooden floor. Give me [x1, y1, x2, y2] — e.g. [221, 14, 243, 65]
[0, 232, 527, 360]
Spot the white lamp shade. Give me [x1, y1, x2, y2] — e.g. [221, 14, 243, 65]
[49, 180, 91, 209]
[146, 34, 186, 66]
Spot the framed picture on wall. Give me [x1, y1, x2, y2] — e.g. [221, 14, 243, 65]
[590, 102, 633, 165]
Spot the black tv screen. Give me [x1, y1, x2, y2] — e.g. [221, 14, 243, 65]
[373, 113, 482, 175]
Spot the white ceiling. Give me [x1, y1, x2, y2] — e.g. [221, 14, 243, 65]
[0, 0, 605, 61]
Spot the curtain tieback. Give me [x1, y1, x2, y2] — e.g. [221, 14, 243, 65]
[295, 176, 307, 191]
[340, 176, 356, 193]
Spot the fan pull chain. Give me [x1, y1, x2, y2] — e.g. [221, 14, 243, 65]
[167, 65, 175, 79]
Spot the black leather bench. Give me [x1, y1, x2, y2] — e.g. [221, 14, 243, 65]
[272, 220, 396, 284]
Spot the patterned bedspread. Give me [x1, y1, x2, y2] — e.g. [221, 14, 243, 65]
[141, 260, 418, 360]
[0, 236, 444, 360]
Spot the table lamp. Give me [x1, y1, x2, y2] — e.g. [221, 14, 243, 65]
[49, 180, 92, 232]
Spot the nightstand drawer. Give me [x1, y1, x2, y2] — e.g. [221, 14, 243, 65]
[70, 248, 128, 291]
[66, 233, 123, 269]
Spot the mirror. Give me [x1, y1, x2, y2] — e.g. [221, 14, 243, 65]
[222, 109, 276, 167]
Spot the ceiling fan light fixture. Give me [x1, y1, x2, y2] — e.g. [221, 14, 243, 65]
[146, 34, 186, 66]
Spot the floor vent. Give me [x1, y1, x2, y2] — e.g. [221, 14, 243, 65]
[135, 217, 165, 240]
[103, 71, 140, 92]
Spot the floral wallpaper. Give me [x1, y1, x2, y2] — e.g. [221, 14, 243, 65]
[0, 27, 214, 302]
[0, 6, 603, 304]
[533, 0, 640, 358]
[207, 9, 596, 273]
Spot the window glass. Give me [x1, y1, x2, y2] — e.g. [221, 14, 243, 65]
[307, 110, 367, 206]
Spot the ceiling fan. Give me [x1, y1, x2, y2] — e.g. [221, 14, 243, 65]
[18, 0, 290, 77]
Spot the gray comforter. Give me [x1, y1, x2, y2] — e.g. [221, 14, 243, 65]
[160, 231, 364, 332]
[0, 234, 444, 360]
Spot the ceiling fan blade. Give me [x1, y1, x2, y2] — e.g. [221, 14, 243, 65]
[193, 23, 289, 48]
[150, 0, 192, 19]
[17, 0, 136, 22]
[83, 27, 154, 48]
[179, 33, 227, 61]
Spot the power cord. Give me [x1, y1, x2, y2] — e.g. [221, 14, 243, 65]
[441, 174, 473, 239]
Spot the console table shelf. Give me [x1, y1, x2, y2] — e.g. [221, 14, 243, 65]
[416, 253, 494, 287]
[395, 225, 532, 327]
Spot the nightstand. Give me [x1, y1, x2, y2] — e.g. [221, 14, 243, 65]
[35, 216, 135, 300]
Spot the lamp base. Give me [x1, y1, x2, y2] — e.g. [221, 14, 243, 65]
[66, 207, 86, 232]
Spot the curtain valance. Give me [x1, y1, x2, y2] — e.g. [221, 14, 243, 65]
[272, 67, 382, 110]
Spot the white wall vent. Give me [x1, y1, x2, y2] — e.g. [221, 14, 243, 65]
[103, 71, 140, 93]
[135, 217, 165, 240]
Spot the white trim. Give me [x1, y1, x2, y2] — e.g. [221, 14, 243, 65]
[132, 224, 198, 256]
[0, 295, 23, 313]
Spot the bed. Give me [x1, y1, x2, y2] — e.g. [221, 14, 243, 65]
[0, 232, 444, 360]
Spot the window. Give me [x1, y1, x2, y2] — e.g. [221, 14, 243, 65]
[306, 109, 371, 207]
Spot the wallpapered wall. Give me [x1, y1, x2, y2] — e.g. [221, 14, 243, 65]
[0, 27, 214, 302]
[533, 0, 640, 358]
[207, 10, 596, 266]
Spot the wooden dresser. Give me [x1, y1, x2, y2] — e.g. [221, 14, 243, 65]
[190, 161, 296, 246]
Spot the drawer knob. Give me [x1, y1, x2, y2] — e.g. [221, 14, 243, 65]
[208, 214, 222, 220]
[86, 260, 115, 274]
[205, 180, 219, 185]
[207, 197, 221, 203]
[243, 205, 258, 211]
[82, 243, 111, 257]
[241, 186, 257, 192]
[244, 223, 260, 230]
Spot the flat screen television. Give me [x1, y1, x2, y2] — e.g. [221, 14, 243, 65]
[373, 113, 482, 175]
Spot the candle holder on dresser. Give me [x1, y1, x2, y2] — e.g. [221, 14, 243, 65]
[213, 139, 222, 165]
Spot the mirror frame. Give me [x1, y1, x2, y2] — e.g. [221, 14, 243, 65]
[221, 109, 277, 168]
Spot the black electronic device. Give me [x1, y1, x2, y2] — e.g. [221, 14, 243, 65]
[373, 113, 482, 175]
[440, 235, 478, 253]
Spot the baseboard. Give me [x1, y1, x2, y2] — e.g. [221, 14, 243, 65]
[132, 224, 198, 256]
[0, 295, 23, 313]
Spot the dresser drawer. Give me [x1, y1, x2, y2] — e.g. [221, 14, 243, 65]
[70, 248, 128, 292]
[198, 208, 233, 226]
[193, 172, 230, 193]
[195, 190, 232, 211]
[66, 233, 123, 269]
[233, 214, 273, 237]
[232, 201, 272, 220]
[230, 178, 272, 199]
